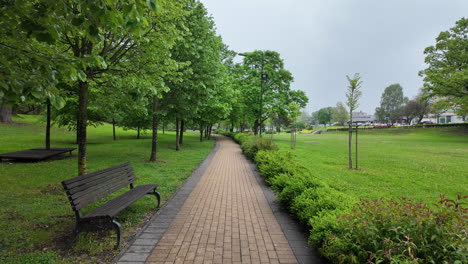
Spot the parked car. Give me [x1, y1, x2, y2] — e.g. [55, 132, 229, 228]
[419, 121, 434, 125]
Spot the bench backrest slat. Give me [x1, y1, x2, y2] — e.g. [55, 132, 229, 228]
[62, 162, 137, 211]
[67, 170, 134, 197]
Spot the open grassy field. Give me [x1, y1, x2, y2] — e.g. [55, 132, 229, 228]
[0, 115, 214, 263]
[272, 127, 468, 204]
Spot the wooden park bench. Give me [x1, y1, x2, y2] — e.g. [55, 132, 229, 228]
[61, 162, 160, 248]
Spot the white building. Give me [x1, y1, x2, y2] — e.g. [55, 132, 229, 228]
[418, 110, 467, 124]
[350, 111, 375, 124]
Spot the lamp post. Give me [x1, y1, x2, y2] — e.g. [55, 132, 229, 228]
[238, 52, 267, 136]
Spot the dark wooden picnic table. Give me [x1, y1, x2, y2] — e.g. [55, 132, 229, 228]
[0, 148, 76, 162]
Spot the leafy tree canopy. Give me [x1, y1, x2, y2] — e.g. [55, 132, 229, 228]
[377, 83, 407, 123]
[420, 17, 468, 115]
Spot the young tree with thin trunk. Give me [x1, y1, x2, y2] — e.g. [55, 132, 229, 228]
[346, 73, 362, 169]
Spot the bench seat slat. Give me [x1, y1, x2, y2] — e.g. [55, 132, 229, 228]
[73, 180, 133, 210]
[83, 184, 158, 218]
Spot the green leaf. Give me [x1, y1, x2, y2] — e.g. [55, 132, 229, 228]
[0, 90, 4, 99]
[77, 71, 87, 82]
[53, 96, 66, 110]
[88, 25, 99, 38]
[95, 55, 107, 69]
[146, 0, 157, 11]
[71, 16, 85, 27]
[35, 32, 55, 44]
[31, 90, 43, 99]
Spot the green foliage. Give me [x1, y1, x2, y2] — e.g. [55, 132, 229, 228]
[291, 187, 353, 226]
[253, 148, 353, 249]
[420, 17, 468, 116]
[331, 102, 349, 126]
[377, 83, 407, 123]
[345, 73, 363, 116]
[229, 50, 308, 134]
[241, 137, 278, 159]
[317, 106, 334, 125]
[255, 150, 309, 181]
[233, 132, 249, 145]
[321, 195, 467, 264]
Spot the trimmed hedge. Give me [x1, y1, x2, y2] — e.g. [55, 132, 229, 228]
[255, 149, 354, 245]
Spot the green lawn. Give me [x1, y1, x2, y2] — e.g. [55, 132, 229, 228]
[0, 115, 214, 263]
[273, 127, 468, 204]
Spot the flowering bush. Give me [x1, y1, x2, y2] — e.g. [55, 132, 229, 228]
[320, 195, 467, 264]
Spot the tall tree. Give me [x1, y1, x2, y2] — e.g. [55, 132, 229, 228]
[401, 94, 431, 124]
[332, 102, 349, 126]
[378, 84, 406, 124]
[346, 73, 362, 170]
[419, 17, 468, 116]
[317, 107, 333, 126]
[235, 50, 306, 135]
[1, 0, 160, 175]
[161, 0, 223, 149]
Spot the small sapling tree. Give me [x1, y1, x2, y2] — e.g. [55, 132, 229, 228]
[346, 73, 362, 169]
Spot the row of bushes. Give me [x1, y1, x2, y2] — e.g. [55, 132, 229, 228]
[215, 129, 467, 263]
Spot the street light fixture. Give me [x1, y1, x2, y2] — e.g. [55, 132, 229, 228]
[238, 52, 267, 136]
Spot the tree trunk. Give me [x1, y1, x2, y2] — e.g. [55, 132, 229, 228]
[45, 100, 51, 150]
[77, 80, 89, 176]
[355, 125, 358, 169]
[137, 127, 140, 139]
[348, 110, 353, 169]
[175, 117, 180, 151]
[112, 118, 116, 141]
[200, 122, 204, 142]
[208, 125, 212, 139]
[253, 120, 259, 135]
[0, 99, 12, 124]
[149, 96, 159, 162]
[179, 119, 184, 145]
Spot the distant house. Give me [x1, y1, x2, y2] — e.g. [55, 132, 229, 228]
[418, 110, 467, 124]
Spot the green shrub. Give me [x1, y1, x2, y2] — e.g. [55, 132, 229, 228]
[233, 133, 249, 144]
[292, 186, 354, 225]
[273, 173, 325, 207]
[321, 195, 468, 264]
[213, 129, 225, 134]
[255, 150, 308, 180]
[308, 208, 350, 247]
[241, 137, 278, 160]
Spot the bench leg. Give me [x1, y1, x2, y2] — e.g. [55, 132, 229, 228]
[154, 190, 161, 208]
[112, 219, 122, 249]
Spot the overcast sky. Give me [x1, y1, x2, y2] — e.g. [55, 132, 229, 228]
[201, 0, 467, 114]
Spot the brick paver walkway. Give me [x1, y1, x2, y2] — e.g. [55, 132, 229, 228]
[146, 136, 297, 264]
